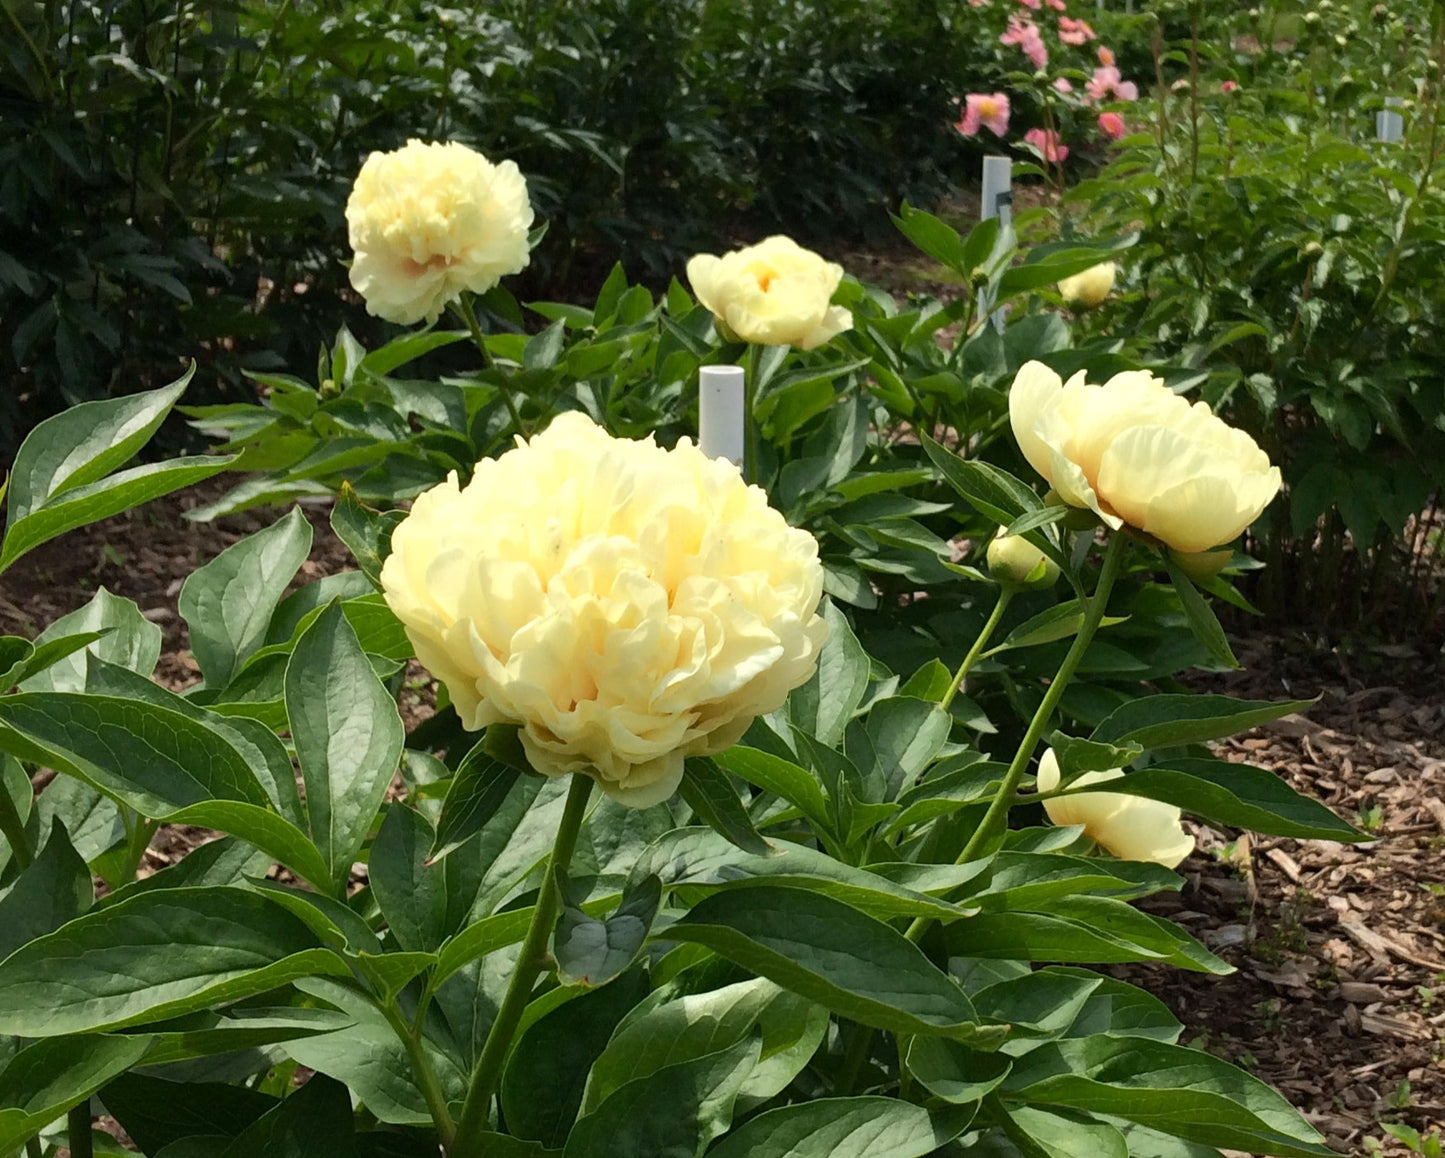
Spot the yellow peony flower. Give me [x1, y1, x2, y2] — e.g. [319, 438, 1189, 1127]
[346, 139, 534, 325]
[1036, 748, 1194, 868]
[380, 412, 829, 808]
[1057, 261, 1116, 308]
[686, 236, 852, 350]
[1008, 361, 1282, 554]
[985, 528, 1059, 589]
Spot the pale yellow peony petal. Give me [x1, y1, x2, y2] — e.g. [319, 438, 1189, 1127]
[1041, 412, 1123, 529]
[380, 412, 827, 807]
[1096, 799, 1195, 868]
[1037, 749, 1193, 868]
[1008, 361, 1064, 484]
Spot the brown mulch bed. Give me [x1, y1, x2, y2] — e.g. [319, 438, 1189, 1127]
[2, 487, 1443, 1156]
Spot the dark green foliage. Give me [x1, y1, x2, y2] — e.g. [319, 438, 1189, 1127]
[0, 0, 1001, 447]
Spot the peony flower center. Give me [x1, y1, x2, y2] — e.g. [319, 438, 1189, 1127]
[978, 98, 1000, 118]
[402, 254, 455, 278]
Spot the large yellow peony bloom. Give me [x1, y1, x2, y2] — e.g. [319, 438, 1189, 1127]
[1008, 362, 1282, 554]
[380, 412, 829, 807]
[1036, 748, 1194, 868]
[346, 139, 534, 325]
[686, 236, 852, 350]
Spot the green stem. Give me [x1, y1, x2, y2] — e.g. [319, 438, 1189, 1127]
[67, 1104, 92, 1158]
[743, 344, 760, 485]
[379, 1000, 456, 1147]
[940, 589, 1013, 713]
[0, 777, 33, 871]
[906, 533, 1128, 944]
[835, 1022, 873, 1095]
[26, 1136, 41, 1158]
[450, 773, 594, 1156]
[120, 813, 156, 882]
[455, 294, 526, 440]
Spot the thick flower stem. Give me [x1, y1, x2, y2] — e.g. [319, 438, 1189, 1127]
[68, 1104, 93, 1158]
[450, 773, 594, 1157]
[940, 589, 1013, 713]
[906, 533, 1128, 944]
[455, 293, 527, 440]
[743, 344, 761, 485]
[0, 778, 33, 871]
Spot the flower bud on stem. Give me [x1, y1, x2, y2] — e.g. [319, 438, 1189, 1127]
[906, 532, 1129, 944]
[450, 773, 595, 1157]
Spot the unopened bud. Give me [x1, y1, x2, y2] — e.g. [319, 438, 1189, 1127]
[987, 530, 1060, 589]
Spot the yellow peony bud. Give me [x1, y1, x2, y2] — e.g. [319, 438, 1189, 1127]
[1057, 261, 1117, 308]
[686, 236, 853, 350]
[346, 139, 534, 325]
[380, 412, 829, 808]
[1036, 749, 1194, 868]
[986, 529, 1060, 589]
[1008, 361, 1282, 554]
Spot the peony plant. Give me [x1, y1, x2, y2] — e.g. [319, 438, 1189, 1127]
[0, 351, 1365, 1158]
[0, 158, 1367, 1158]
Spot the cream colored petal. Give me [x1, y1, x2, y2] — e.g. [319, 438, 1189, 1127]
[1140, 471, 1276, 554]
[597, 754, 685, 808]
[1092, 796, 1194, 868]
[1008, 361, 1065, 484]
[1044, 428, 1123, 529]
[799, 305, 853, 350]
[1094, 424, 1213, 537]
[685, 254, 723, 315]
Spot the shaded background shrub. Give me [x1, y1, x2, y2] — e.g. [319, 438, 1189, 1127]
[0, 0, 1003, 445]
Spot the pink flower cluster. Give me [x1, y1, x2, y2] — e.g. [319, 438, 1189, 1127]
[1001, 16, 1049, 70]
[954, 8, 1143, 161]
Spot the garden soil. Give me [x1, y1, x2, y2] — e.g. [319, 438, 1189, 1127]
[1, 485, 1442, 1158]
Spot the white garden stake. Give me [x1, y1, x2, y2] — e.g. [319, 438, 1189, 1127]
[978, 155, 1012, 332]
[698, 364, 746, 467]
[1377, 96, 1404, 144]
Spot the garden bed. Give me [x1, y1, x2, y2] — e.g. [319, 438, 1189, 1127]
[1, 485, 1440, 1157]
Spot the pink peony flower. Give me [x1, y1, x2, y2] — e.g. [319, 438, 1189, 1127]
[1015, 0, 1042, 8]
[1053, 76, 1075, 94]
[1097, 111, 1126, 138]
[1001, 16, 1050, 69]
[1097, 45, 1116, 67]
[1221, 79, 1239, 93]
[1058, 16, 1096, 44]
[957, 92, 1012, 137]
[1046, 0, 1067, 9]
[1086, 65, 1138, 102]
[1024, 127, 1069, 163]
